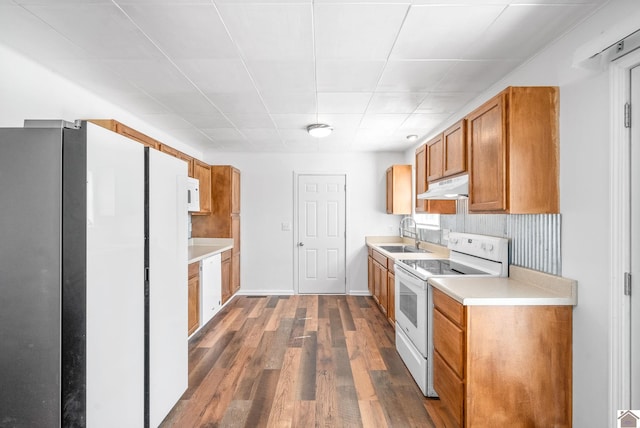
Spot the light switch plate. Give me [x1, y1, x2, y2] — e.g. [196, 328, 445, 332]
[281, 222, 291, 231]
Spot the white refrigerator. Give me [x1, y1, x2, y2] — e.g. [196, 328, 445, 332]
[0, 120, 187, 427]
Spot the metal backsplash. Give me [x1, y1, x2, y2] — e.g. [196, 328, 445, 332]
[420, 199, 562, 275]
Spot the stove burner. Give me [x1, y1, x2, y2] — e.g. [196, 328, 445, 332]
[398, 259, 491, 276]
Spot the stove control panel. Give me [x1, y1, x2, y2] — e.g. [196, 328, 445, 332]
[448, 232, 509, 263]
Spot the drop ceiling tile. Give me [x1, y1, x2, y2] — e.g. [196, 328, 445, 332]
[416, 92, 478, 114]
[434, 60, 518, 92]
[175, 59, 256, 93]
[366, 92, 428, 114]
[182, 111, 233, 129]
[153, 92, 217, 114]
[216, 3, 313, 61]
[246, 61, 315, 93]
[205, 92, 268, 114]
[23, 4, 162, 60]
[270, 114, 317, 129]
[314, 3, 408, 60]
[225, 113, 275, 129]
[317, 93, 372, 114]
[464, 4, 595, 60]
[391, 5, 505, 60]
[260, 92, 316, 114]
[0, 5, 89, 59]
[105, 58, 194, 93]
[400, 113, 450, 130]
[360, 114, 408, 130]
[377, 60, 456, 92]
[202, 128, 246, 141]
[121, 4, 237, 60]
[240, 128, 282, 141]
[316, 114, 364, 130]
[316, 60, 386, 92]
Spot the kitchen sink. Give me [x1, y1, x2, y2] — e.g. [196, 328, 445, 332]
[378, 245, 430, 254]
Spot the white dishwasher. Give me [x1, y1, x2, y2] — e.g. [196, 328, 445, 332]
[201, 254, 222, 326]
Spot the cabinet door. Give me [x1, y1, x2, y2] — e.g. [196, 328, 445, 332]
[231, 214, 240, 255]
[379, 263, 388, 315]
[372, 261, 381, 305]
[443, 119, 467, 177]
[387, 271, 395, 325]
[467, 93, 507, 212]
[231, 168, 241, 214]
[368, 255, 374, 296]
[192, 160, 212, 215]
[426, 135, 443, 182]
[386, 167, 393, 214]
[231, 253, 240, 294]
[415, 145, 428, 213]
[221, 250, 232, 304]
[187, 263, 200, 336]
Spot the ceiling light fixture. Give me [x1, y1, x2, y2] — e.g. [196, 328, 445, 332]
[307, 123, 333, 138]
[406, 134, 418, 142]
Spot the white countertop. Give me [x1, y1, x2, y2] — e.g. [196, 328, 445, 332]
[366, 237, 577, 307]
[188, 238, 233, 264]
[429, 266, 577, 306]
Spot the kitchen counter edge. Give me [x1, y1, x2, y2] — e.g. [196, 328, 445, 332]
[365, 236, 450, 260]
[188, 238, 234, 264]
[429, 265, 577, 307]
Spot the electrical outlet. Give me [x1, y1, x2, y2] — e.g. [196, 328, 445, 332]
[442, 228, 450, 240]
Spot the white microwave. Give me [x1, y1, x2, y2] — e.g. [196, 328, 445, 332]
[186, 177, 200, 212]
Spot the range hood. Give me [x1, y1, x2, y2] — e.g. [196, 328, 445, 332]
[417, 174, 469, 200]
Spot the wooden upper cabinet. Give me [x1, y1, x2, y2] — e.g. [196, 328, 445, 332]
[426, 119, 467, 183]
[466, 87, 559, 213]
[415, 145, 428, 213]
[231, 167, 241, 215]
[442, 120, 467, 178]
[426, 135, 444, 182]
[192, 160, 212, 215]
[386, 165, 412, 215]
[415, 144, 456, 215]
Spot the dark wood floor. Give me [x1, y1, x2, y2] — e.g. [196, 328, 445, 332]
[160, 295, 451, 428]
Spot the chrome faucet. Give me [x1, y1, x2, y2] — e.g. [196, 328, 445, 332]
[399, 216, 419, 248]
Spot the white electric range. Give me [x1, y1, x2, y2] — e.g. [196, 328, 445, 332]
[394, 232, 509, 397]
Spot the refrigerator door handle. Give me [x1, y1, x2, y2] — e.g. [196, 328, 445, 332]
[87, 171, 94, 227]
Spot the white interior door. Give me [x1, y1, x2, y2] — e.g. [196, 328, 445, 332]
[297, 174, 346, 294]
[631, 64, 640, 408]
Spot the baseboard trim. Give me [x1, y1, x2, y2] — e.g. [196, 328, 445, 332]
[348, 290, 372, 296]
[235, 289, 295, 296]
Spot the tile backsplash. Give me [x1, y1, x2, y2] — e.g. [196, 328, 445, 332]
[416, 199, 562, 275]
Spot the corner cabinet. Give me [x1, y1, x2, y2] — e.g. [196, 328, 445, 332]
[386, 164, 412, 215]
[192, 166, 241, 300]
[432, 287, 572, 427]
[466, 86, 559, 213]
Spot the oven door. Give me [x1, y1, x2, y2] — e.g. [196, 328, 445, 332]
[394, 265, 428, 357]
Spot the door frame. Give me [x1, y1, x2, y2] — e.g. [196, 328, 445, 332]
[609, 49, 640, 417]
[293, 171, 348, 295]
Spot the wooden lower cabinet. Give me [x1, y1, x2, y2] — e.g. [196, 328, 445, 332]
[432, 287, 572, 427]
[368, 247, 395, 327]
[221, 250, 232, 304]
[187, 262, 200, 336]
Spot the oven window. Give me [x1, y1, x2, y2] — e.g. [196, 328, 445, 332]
[399, 282, 418, 328]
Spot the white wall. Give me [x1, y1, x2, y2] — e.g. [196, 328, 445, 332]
[0, 45, 202, 159]
[402, 2, 638, 426]
[203, 151, 406, 295]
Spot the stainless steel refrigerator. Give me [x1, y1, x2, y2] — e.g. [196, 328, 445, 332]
[0, 120, 188, 427]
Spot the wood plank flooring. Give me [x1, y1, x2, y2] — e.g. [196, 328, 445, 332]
[160, 295, 450, 428]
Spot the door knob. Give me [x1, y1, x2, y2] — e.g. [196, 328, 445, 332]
[299, 242, 304, 247]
